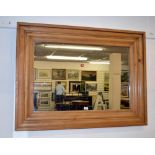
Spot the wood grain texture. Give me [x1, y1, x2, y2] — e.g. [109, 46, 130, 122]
[16, 22, 147, 131]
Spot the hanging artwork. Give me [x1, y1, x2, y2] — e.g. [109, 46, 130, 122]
[52, 69, 66, 80]
[67, 69, 79, 80]
[81, 71, 96, 81]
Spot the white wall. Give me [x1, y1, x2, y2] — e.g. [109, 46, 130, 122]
[0, 16, 155, 138]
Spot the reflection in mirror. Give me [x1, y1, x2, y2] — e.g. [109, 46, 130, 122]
[33, 43, 129, 111]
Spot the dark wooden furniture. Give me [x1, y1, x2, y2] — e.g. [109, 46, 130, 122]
[64, 95, 92, 110]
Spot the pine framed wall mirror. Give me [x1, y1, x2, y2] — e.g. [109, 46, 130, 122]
[16, 22, 147, 131]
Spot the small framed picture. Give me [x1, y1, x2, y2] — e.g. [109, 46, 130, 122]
[69, 81, 81, 93]
[86, 82, 97, 92]
[39, 98, 50, 106]
[121, 84, 129, 98]
[67, 69, 79, 80]
[104, 72, 109, 83]
[52, 69, 66, 80]
[121, 71, 129, 82]
[81, 71, 96, 81]
[37, 69, 51, 79]
[104, 83, 109, 91]
[34, 82, 52, 90]
[40, 91, 51, 98]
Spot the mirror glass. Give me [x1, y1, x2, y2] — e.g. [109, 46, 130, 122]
[33, 43, 129, 111]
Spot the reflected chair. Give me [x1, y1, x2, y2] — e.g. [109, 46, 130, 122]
[93, 92, 107, 110]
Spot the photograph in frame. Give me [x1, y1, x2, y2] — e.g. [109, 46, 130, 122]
[34, 82, 52, 91]
[86, 82, 97, 92]
[81, 71, 96, 81]
[69, 81, 81, 93]
[52, 69, 66, 80]
[40, 91, 51, 98]
[37, 69, 51, 79]
[67, 69, 79, 80]
[39, 98, 50, 106]
[121, 84, 129, 98]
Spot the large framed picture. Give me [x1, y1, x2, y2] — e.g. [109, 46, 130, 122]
[86, 82, 97, 92]
[36, 69, 51, 79]
[81, 71, 96, 81]
[52, 69, 66, 80]
[69, 81, 81, 93]
[34, 82, 52, 90]
[67, 69, 79, 80]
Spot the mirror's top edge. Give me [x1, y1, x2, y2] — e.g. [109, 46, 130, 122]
[17, 22, 146, 35]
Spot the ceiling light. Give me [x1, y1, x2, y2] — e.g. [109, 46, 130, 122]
[45, 44, 103, 51]
[89, 61, 110, 64]
[46, 55, 88, 61]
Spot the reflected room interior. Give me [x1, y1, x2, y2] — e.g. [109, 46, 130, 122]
[33, 43, 129, 111]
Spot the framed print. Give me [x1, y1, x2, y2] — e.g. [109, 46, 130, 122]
[121, 71, 129, 82]
[55, 81, 67, 89]
[39, 98, 50, 106]
[81, 71, 96, 81]
[121, 84, 129, 98]
[37, 69, 51, 79]
[40, 91, 51, 98]
[104, 83, 109, 91]
[34, 82, 52, 90]
[104, 72, 109, 83]
[52, 69, 66, 80]
[69, 81, 81, 93]
[86, 82, 97, 92]
[67, 69, 79, 80]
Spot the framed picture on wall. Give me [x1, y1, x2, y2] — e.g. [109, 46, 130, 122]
[34, 82, 52, 91]
[104, 72, 109, 83]
[121, 84, 129, 98]
[121, 71, 129, 82]
[36, 69, 51, 79]
[52, 69, 66, 80]
[40, 91, 51, 98]
[39, 98, 50, 106]
[104, 83, 109, 91]
[69, 81, 81, 93]
[86, 82, 97, 92]
[67, 69, 79, 80]
[81, 71, 96, 81]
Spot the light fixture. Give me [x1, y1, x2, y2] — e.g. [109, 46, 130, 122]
[45, 44, 103, 51]
[46, 55, 88, 61]
[89, 61, 110, 64]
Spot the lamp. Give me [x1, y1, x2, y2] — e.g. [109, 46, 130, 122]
[45, 44, 103, 51]
[89, 61, 110, 64]
[46, 55, 88, 61]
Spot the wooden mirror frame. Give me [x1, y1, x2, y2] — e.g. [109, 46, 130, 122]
[16, 22, 147, 131]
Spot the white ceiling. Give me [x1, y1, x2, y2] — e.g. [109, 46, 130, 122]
[34, 43, 129, 64]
